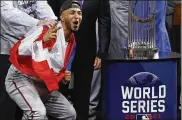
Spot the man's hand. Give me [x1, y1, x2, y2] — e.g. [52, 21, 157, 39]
[43, 23, 61, 42]
[64, 70, 72, 82]
[94, 57, 101, 70]
[35, 85, 50, 102]
[38, 20, 57, 28]
[33, 78, 50, 102]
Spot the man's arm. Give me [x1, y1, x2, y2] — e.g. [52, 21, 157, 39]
[94, 0, 110, 69]
[35, 1, 57, 20]
[1, 1, 39, 27]
[18, 24, 59, 55]
[98, 0, 111, 53]
[166, 1, 181, 16]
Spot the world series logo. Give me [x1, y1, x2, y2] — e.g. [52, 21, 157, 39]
[121, 72, 166, 120]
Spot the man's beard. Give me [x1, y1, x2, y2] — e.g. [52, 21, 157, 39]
[65, 21, 79, 32]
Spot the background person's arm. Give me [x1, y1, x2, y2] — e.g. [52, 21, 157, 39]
[35, 1, 57, 20]
[98, 0, 111, 54]
[166, 1, 181, 16]
[1, 1, 39, 27]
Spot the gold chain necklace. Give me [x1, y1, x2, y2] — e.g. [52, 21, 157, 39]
[128, 1, 156, 23]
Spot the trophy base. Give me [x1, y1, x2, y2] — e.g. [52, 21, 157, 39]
[125, 47, 158, 59]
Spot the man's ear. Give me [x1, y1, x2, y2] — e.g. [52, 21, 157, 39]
[60, 14, 64, 22]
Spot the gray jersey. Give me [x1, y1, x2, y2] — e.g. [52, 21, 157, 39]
[109, 0, 129, 52]
[1, 1, 57, 55]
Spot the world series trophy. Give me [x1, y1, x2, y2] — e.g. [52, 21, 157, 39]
[127, 1, 158, 59]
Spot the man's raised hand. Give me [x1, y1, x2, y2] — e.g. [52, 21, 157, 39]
[43, 23, 61, 42]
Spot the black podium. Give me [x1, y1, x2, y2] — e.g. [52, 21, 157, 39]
[100, 52, 180, 120]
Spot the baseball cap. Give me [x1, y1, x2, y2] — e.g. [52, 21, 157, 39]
[60, 0, 82, 14]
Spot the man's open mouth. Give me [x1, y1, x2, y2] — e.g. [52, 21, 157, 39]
[73, 21, 79, 26]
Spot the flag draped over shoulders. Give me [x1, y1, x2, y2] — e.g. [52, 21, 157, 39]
[9, 23, 76, 92]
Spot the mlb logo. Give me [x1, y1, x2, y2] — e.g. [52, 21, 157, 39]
[136, 114, 152, 120]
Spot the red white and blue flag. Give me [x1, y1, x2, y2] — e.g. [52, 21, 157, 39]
[9, 23, 76, 92]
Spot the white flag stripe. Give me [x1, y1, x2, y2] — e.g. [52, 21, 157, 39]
[18, 23, 66, 73]
[18, 26, 43, 56]
[32, 40, 48, 62]
[48, 25, 66, 73]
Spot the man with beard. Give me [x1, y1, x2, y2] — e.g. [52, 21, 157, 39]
[4, 0, 82, 119]
[48, 0, 111, 119]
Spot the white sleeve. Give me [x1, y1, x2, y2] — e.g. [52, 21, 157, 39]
[1, 1, 39, 27]
[35, 1, 57, 20]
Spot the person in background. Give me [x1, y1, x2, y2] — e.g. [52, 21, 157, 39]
[166, 1, 181, 43]
[0, 1, 57, 120]
[88, 20, 101, 120]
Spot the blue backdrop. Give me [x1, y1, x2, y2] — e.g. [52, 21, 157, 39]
[102, 60, 177, 120]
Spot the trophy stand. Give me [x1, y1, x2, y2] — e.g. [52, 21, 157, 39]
[100, 1, 181, 120]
